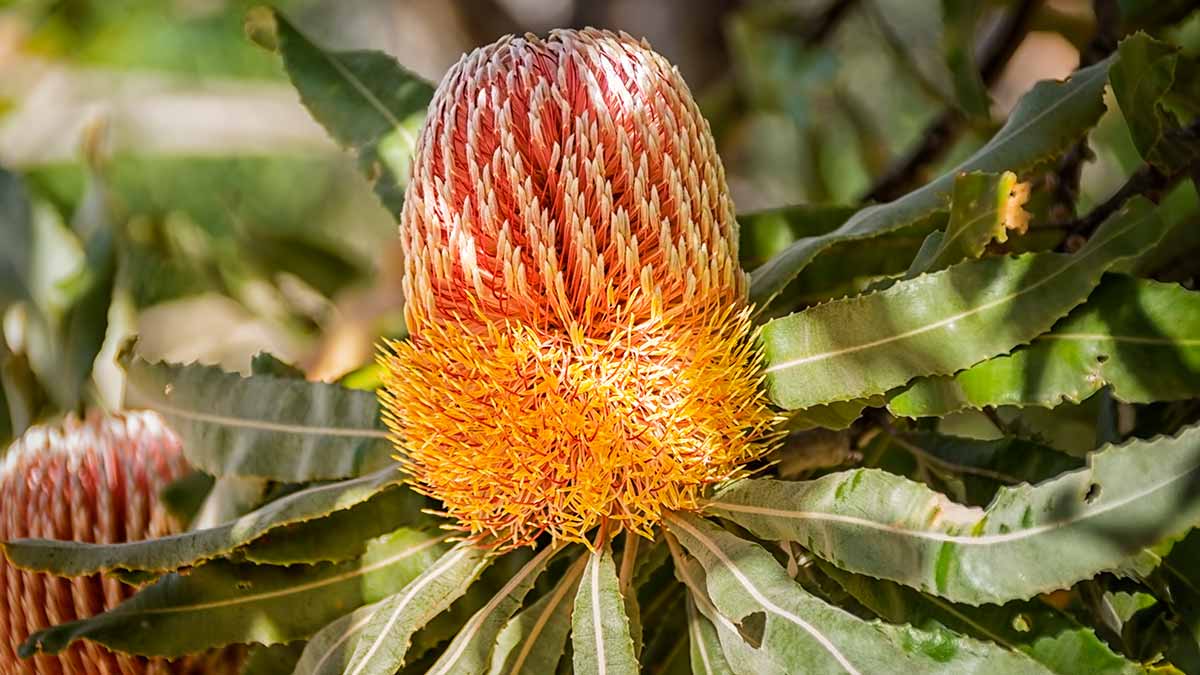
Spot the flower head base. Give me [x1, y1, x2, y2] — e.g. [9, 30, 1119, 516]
[381, 28, 777, 549]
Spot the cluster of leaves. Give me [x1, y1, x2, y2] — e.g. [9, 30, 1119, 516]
[3, 2, 1200, 674]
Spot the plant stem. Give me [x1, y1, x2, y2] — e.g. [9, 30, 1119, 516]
[862, 0, 1041, 203]
[618, 532, 640, 595]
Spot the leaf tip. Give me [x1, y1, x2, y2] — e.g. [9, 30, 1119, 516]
[245, 6, 279, 52]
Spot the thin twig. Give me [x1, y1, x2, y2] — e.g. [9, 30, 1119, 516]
[1046, 0, 1121, 227]
[865, 1, 955, 107]
[883, 427, 1022, 484]
[1060, 120, 1200, 249]
[981, 406, 1010, 435]
[862, 0, 1041, 203]
[799, 0, 863, 45]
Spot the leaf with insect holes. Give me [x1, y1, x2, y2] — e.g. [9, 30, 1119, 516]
[706, 423, 1200, 605]
[667, 513, 1050, 673]
[908, 171, 1026, 276]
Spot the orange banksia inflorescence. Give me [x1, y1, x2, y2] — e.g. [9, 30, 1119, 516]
[0, 412, 240, 674]
[380, 28, 777, 550]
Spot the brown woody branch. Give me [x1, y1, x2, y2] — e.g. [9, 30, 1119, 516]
[861, 0, 1041, 203]
[1047, 0, 1121, 225]
[1060, 121, 1200, 250]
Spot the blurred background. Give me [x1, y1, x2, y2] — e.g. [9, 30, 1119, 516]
[0, 0, 1196, 424]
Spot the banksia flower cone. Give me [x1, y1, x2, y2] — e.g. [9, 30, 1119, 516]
[0, 412, 237, 674]
[380, 28, 777, 550]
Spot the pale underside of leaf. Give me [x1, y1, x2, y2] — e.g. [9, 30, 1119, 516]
[427, 544, 560, 675]
[667, 513, 1050, 674]
[572, 545, 640, 675]
[670, 534, 785, 675]
[342, 544, 491, 675]
[294, 601, 378, 675]
[706, 424, 1200, 605]
[491, 554, 588, 675]
[685, 581, 738, 675]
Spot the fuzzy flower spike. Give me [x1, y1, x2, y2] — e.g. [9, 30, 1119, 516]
[380, 28, 777, 550]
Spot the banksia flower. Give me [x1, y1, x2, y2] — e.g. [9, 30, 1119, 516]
[0, 412, 238, 674]
[380, 28, 777, 550]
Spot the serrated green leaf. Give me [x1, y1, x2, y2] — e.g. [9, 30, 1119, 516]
[667, 513, 1050, 674]
[426, 545, 560, 675]
[265, 8, 433, 220]
[749, 57, 1112, 306]
[491, 555, 588, 675]
[338, 544, 491, 675]
[0, 167, 32, 309]
[913, 171, 1020, 275]
[762, 197, 1166, 410]
[123, 355, 393, 481]
[572, 545, 640, 675]
[20, 528, 447, 658]
[4, 463, 406, 575]
[5, 466, 403, 576]
[242, 483, 429, 565]
[890, 276, 1200, 416]
[1109, 33, 1200, 173]
[706, 424, 1200, 605]
[251, 351, 306, 379]
[819, 563, 1141, 675]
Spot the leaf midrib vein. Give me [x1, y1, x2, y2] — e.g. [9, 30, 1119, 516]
[668, 515, 862, 675]
[764, 207, 1150, 375]
[127, 378, 389, 439]
[707, 457, 1200, 546]
[430, 544, 558, 675]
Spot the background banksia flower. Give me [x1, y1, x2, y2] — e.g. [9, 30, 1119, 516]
[0, 412, 235, 674]
[380, 28, 778, 550]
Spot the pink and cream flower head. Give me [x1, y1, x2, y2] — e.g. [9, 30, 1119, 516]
[380, 28, 777, 550]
